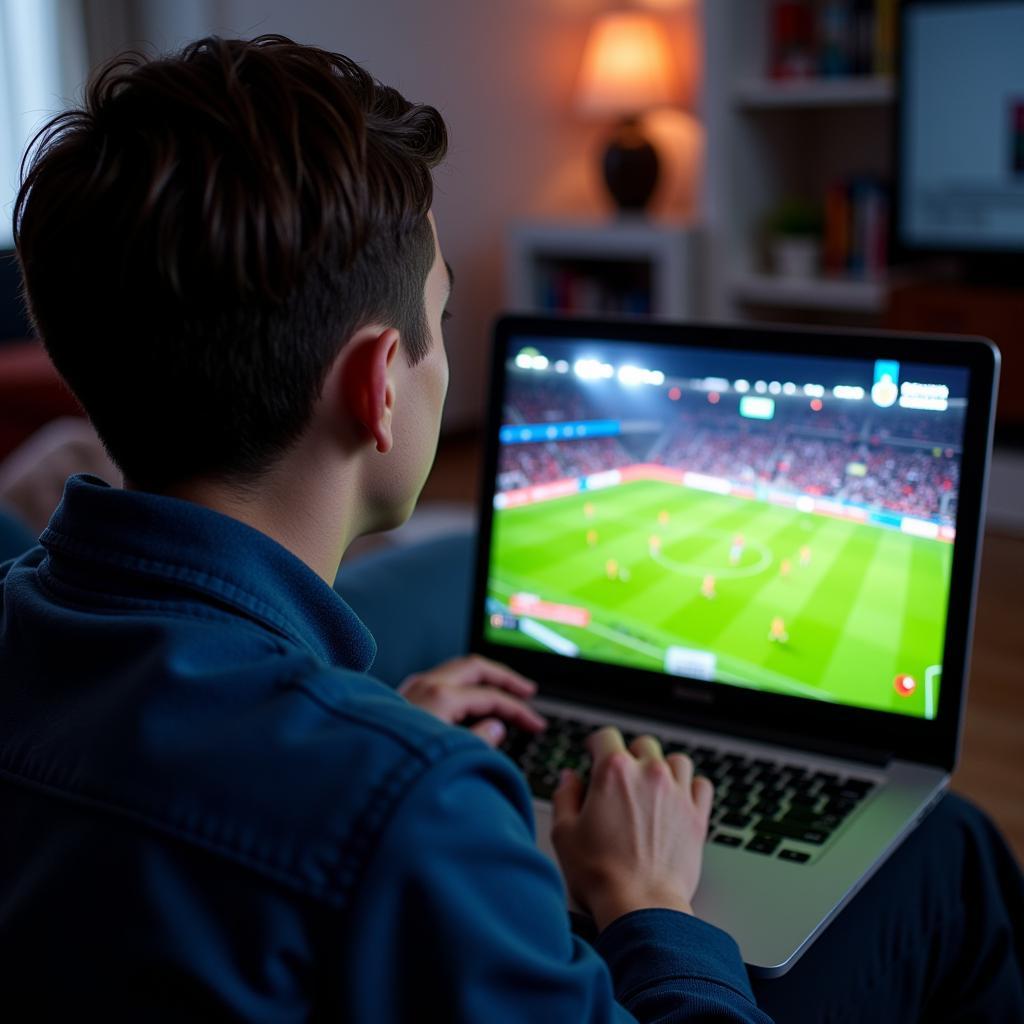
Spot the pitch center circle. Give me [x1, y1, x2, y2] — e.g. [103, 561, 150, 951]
[649, 528, 773, 580]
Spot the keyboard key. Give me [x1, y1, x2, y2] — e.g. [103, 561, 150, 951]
[778, 849, 811, 863]
[779, 810, 841, 833]
[788, 793, 820, 810]
[712, 833, 743, 847]
[720, 811, 754, 830]
[752, 800, 783, 816]
[755, 820, 829, 844]
[812, 772, 839, 786]
[720, 790, 750, 809]
[746, 834, 781, 855]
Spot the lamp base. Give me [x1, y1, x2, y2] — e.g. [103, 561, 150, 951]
[602, 117, 659, 212]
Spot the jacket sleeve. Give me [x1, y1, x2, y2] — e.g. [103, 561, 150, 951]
[338, 742, 774, 1024]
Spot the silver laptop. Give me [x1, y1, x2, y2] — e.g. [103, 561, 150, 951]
[469, 315, 999, 976]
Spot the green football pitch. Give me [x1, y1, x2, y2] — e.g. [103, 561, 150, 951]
[485, 480, 953, 719]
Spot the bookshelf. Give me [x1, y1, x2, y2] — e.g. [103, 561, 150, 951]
[731, 271, 887, 314]
[734, 75, 894, 110]
[703, 1, 897, 325]
[504, 219, 699, 320]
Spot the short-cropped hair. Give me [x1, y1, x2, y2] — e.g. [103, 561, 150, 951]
[14, 35, 447, 490]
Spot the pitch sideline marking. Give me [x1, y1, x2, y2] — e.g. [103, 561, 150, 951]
[924, 664, 941, 720]
[488, 577, 831, 701]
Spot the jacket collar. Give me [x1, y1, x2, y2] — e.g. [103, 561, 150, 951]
[40, 475, 376, 672]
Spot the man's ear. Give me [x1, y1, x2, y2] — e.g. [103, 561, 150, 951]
[340, 327, 401, 454]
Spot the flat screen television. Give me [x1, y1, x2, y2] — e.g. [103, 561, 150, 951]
[896, 0, 1024, 278]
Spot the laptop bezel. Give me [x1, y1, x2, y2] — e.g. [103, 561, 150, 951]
[468, 315, 998, 772]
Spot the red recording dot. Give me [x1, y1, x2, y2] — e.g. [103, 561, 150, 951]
[811, 398, 823, 412]
[668, 386, 682, 401]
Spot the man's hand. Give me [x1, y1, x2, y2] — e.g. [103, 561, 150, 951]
[399, 655, 546, 746]
[550, 726, 714, 933]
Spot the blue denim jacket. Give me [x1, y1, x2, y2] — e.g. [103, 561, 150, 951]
[0, 476, 770, 1022]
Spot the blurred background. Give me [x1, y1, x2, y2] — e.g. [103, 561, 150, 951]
[0, 0, 1021, 855]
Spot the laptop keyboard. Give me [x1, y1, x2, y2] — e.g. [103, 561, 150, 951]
[500, 713, 876, 865]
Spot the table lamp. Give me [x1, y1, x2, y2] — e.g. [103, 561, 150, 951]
[575, 9, 677, 213]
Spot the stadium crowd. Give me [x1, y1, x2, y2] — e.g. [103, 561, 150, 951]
[501, 376, 962, 524]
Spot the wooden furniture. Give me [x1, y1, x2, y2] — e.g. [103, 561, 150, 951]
[886, 284, 1024, 427]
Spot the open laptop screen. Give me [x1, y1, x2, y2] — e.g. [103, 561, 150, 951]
[482, 334, 970, 722]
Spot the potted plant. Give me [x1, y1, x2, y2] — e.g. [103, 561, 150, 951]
[764, 197, 823, 279]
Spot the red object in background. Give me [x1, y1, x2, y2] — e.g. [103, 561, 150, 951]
[810, 398, 823, 411]
[0, 341, 82, 460]
[770, 1, 816, 79]
[668, 386, 681, 400]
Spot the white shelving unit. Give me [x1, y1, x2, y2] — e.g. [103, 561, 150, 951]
[730, 272, 888, 314]
[702, 2, 895, 325]
[504, 219, 700, 321]
[734, 75, 895, 110]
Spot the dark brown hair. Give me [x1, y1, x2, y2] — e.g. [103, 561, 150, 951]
[14, 35, 447, 489]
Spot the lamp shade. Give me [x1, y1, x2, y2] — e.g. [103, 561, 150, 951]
[575, 10, 676, 119]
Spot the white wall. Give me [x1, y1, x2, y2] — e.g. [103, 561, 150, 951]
[129, 0, 702, 429]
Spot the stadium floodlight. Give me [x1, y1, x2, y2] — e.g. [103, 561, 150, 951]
[515, 346, 548, 371]
[803, 383, 825, 398]
[617, 364, 663, 386]
[782, 382, 797, 395]
[833, 385, 866, 400]
[734, 379, 750, 393]
[574, 358, 608, 381]
[754, 380, 768, 393]
[768, 381, 782, 395]
[554, 360, 570, 374]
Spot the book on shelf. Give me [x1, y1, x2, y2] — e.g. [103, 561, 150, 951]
[537, 267, 651, 316]
[823, 177, 889, 279]
[770, 0, 898, 81]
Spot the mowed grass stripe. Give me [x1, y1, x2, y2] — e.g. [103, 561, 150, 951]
[650, 503, 836, 645]
[897, 537, 954, 716]
[817, 529, 917, 716]
[488, 481, 950, 718]
[568, 491, 766, 610]
[705, 516, 861, 689]
[493, 480, 689, 559]
[493, 484, 730, 597]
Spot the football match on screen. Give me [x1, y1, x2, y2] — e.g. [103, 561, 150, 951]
[485, 338, 968, 720]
